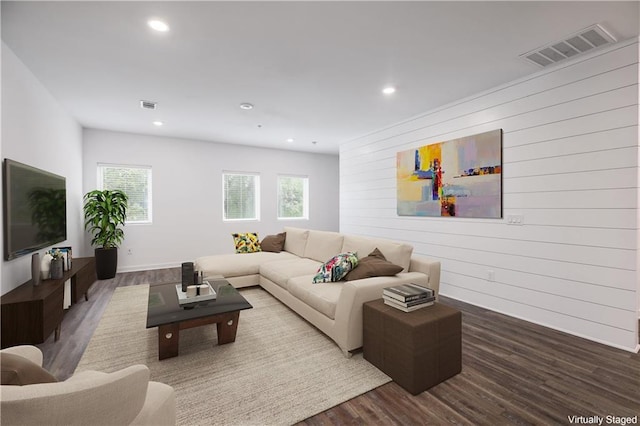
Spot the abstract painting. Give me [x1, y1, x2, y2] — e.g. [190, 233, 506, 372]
[397, 129, 502, 218]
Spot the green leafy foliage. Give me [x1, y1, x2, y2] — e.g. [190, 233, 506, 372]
[278, 176, 304, 218]
[83, 190, 128, 249]
[101, 167, 149, 222]
[29, 188, 66, 242]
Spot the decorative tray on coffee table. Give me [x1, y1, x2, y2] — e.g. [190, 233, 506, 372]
[175, 281, 217, 305]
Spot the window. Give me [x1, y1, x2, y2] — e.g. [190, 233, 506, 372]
[98, 164, 152, 224]
[277, 175, 309, 220]
[223, 172, 260, 221]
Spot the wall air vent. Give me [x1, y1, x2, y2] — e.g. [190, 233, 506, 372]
[140, 100, 157, 110]
[520, 24, 616, 67]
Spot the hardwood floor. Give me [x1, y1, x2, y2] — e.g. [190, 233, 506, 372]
[36, 268, 180, 379]
[37, 269, 640, 425]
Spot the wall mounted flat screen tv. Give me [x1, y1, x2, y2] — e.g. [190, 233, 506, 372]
[3, 159, 67, 260]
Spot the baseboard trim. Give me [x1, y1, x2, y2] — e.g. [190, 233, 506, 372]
[440, 290, 639, 354]
[116, 262, 180, 273]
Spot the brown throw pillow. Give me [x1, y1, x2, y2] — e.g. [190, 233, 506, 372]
[1, 353, 57, 385]
[344, 248, 403, 281]
[260, 232, 286, 253]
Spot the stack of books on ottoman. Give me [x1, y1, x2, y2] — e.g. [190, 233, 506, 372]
[383, 283, 435, 312]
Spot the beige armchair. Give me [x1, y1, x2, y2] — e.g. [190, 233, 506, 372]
[1, 345, 176, 426]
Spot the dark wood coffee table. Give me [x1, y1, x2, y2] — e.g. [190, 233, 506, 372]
[146, 278, 252, 360]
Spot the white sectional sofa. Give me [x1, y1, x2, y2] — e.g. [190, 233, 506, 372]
[195, 227, 441, 356]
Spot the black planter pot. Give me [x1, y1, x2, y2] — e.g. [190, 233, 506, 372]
[95, 247, 118, 280]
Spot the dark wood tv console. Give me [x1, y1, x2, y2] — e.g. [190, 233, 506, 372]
[1, 257, 96, 348]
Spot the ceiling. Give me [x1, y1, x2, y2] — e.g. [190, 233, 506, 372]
[2, 1, 638, 154]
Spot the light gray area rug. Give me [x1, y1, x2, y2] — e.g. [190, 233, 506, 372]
[76, 285, 390, 425]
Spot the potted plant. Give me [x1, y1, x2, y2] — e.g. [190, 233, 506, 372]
[83, 189, 128, 279]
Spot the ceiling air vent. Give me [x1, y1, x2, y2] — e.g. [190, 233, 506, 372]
[520, 24, 616, 67]
[140, 100, 157, 110]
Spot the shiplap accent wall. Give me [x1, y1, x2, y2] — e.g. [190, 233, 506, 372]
[340, 38, 639, 352]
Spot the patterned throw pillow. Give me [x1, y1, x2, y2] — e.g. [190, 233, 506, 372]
[312, 252, 358, 283]
[232, 232, 262, 254]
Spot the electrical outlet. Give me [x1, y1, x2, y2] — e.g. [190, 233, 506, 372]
[487, 270, 495, 282]
[127, 248, 133, 256]
[507, 215, 524, 226]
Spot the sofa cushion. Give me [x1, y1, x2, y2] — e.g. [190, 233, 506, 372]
[312, 252, 358, 283]
[0, 353, 57, 385]
[260, 258, 322, 289]
[288, 275, 343, 320]
[344, 248, 403, 281]
[195, 252, 297, 278]
[232, 232, 262, 253]
[283, 227, 309, 257]
[303, 230, 344, 262]
[260, 232, 286, 253]
[341, 235, 413, 272]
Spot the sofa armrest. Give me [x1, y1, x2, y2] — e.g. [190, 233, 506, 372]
[333, 277, 407, 352]
[131, 381, 176, 426]
[409, 255, 441, 297]
[1, 365, 151, 426]
[1, 345, 44, 367]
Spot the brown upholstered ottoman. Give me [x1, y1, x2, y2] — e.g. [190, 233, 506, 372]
[363, 299, 462, 395]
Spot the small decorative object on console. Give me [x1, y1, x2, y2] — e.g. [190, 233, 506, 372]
[31, 253, 41, 286]
[49, 249, 64, 280]
[51, 246, 72, 271]
[40, 252, 53, 280]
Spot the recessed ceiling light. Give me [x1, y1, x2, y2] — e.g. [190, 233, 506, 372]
[286, 138, 294, 143]
[148, 20, 169, 32]
[153, 121, 164, 126]
[382, 86, 396, 95]
[240, 103, 254, 110]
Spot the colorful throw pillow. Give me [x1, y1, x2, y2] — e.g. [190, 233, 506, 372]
[344, 247, 403, 281]
[0, 353, 57, 385]
[312, 252, 358, 283]
[260, 232, 286, 253]
[232, 232, 262, 254]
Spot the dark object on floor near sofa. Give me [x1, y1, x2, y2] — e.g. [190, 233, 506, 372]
[95, 248, 117, 280]
[363, 299, 461, 395]
[83, 189, 128, 280]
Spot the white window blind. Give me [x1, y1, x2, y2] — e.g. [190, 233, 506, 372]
[98, 164, 152, 224]
[223, 172, 260, 221]
[277, 175, 309, 220]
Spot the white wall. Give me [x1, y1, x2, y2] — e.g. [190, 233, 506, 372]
[340, 38, 639, 352]
[1, 43, 83, 295]
[82, 129, 339, 271]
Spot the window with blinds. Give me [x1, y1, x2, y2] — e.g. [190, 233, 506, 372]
[277, 175, 309, 220]
[223, 172, 260, 221]
[98, 164, 152, 224]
